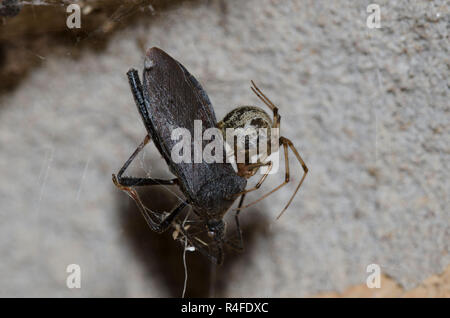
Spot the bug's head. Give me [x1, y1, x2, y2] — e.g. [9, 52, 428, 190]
[206, 219, 226, 241]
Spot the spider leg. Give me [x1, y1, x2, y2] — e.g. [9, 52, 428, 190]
[244, 82, 308, 218]
[235, 139, 289, 211]
[237, 161, 273, 195]
[236, 136, 307, 219]
[276, 137, 308, 219]
[251, 80, 280, 128]
[112, 69, 185, 233]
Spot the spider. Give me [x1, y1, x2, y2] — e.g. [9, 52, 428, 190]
[218, 80, 308, 227]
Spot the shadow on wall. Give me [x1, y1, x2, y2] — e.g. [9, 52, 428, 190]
[114, 184, 271, 297]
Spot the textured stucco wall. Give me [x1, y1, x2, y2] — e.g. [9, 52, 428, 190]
[0, 0, 448, 297]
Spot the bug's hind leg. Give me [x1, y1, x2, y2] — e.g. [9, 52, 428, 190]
[114, 173, 187, 233]
[127, 69, 146, 116]
[112, 135, 183, 232]
[113, 69, 185, 233]
[113, 134, 178, 187]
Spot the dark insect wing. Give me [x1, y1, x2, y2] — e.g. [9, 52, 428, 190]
[142, 47, 217, 141]
[176, 61, 217, 125]
[141, 47, 240, 206]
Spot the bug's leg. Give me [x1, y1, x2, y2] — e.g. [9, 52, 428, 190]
[118, 177, 178, 187]
[151, 201, 188, 233]
[225, 194, 246, 252]
[113, 134, 178, 187]
[117, 70, 179, 187]
[216, 243, 224, 265]
[114, 174, 187, 233]
[127, 69, 147, 123]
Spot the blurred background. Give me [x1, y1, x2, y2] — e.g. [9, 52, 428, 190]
[0, 0, 448, 297]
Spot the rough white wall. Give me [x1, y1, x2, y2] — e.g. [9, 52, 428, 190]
[0, 0, 448, 296]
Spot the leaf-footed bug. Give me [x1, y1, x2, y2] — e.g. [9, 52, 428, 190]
[112, 47, 308, 264]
